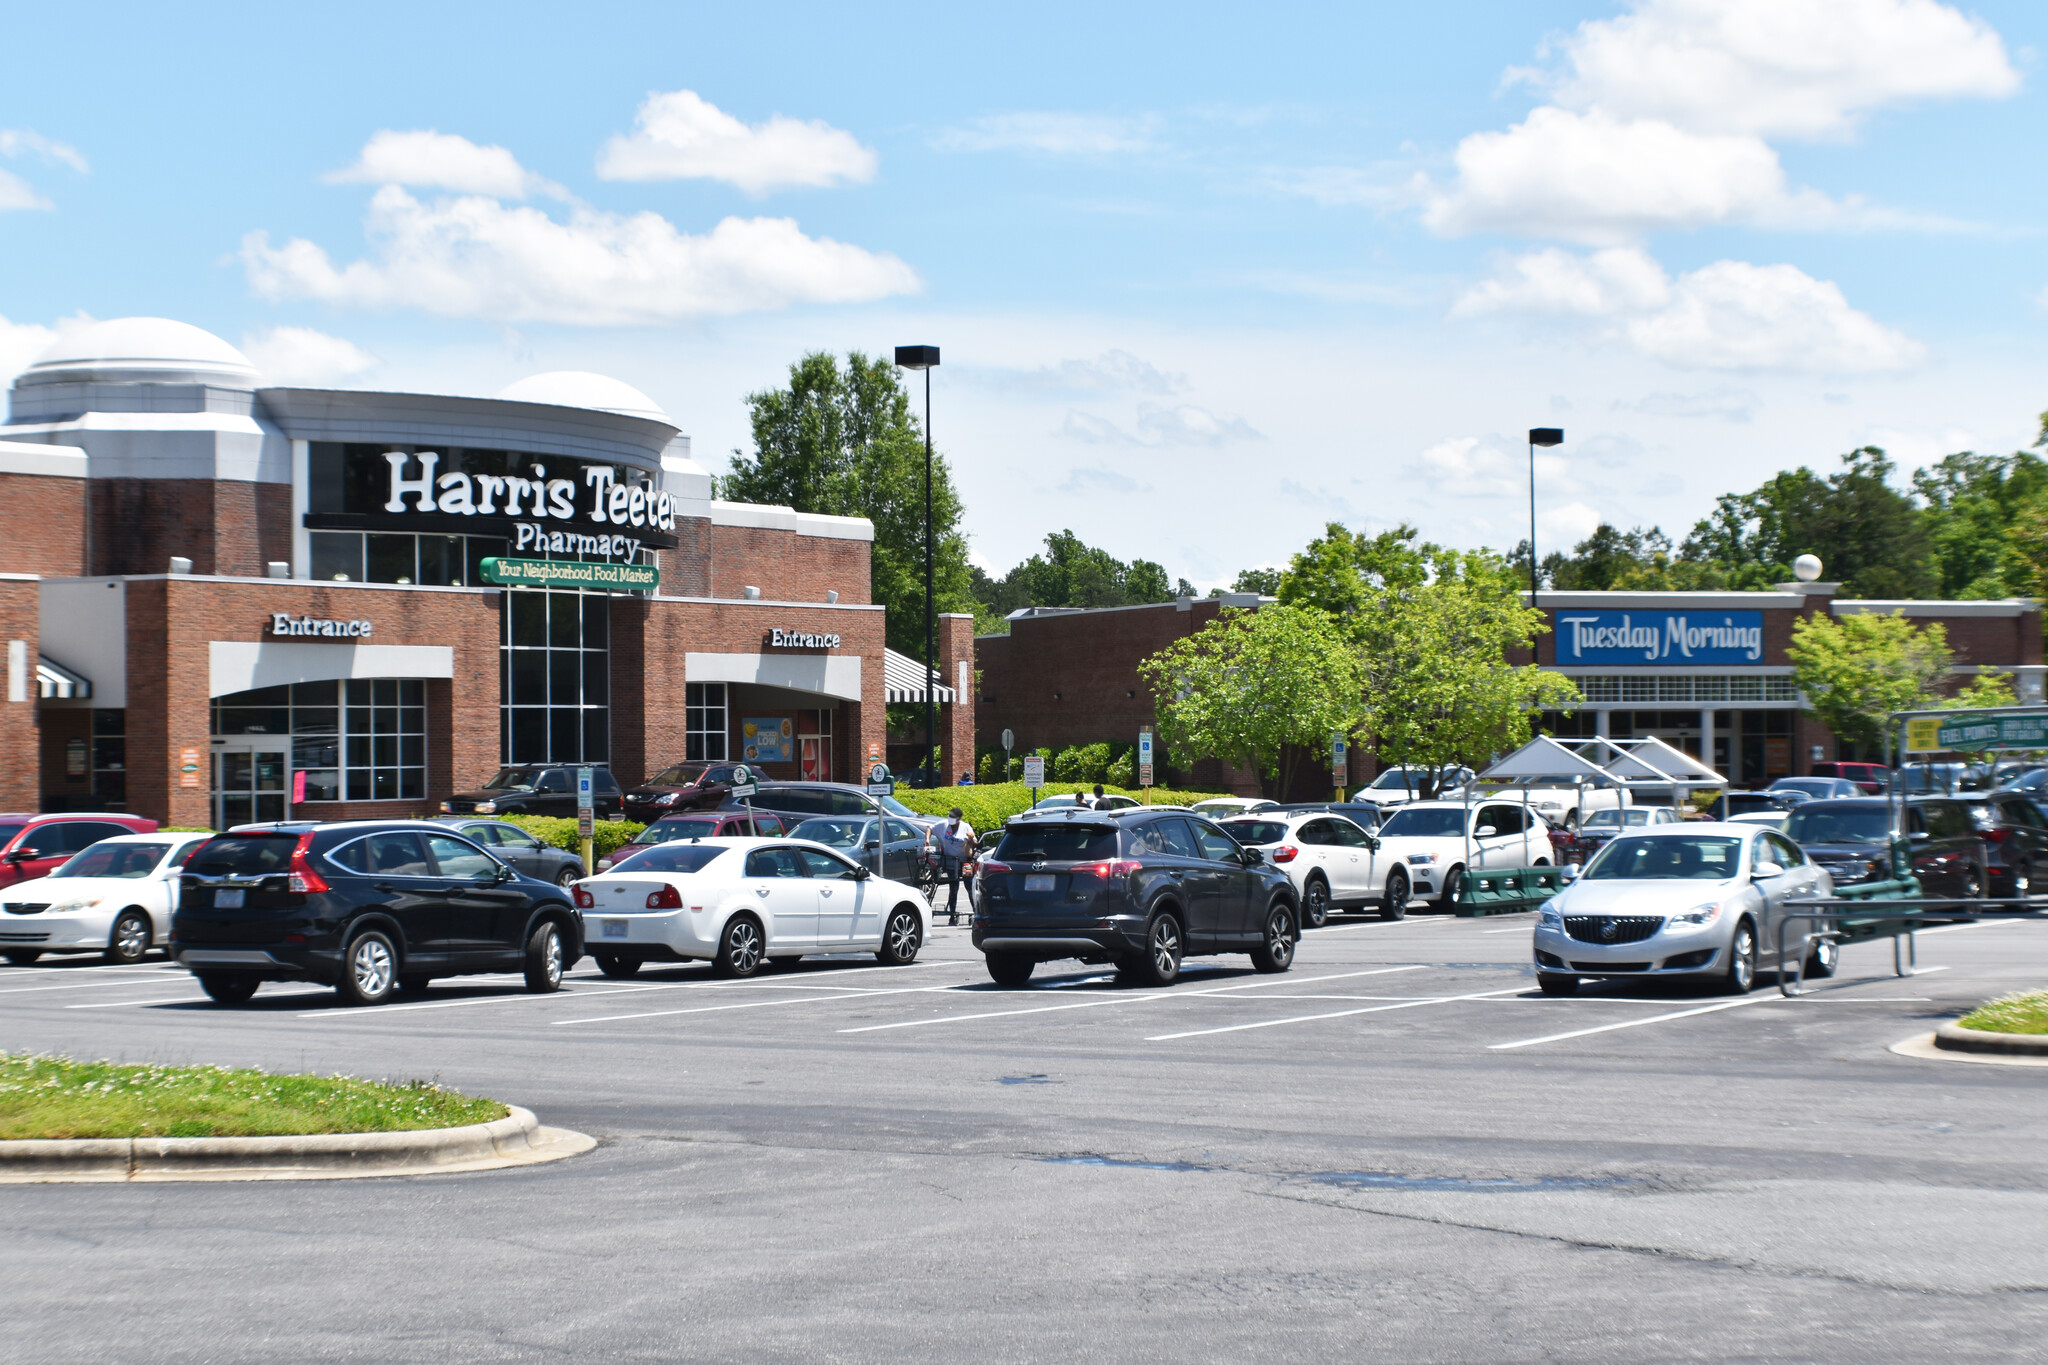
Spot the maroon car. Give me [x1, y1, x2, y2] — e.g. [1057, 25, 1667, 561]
[593, 809, 789, 872]
[1811, 761, 1888, 795]
[623, 763, 741, 823]
[0, 813, 160, 889]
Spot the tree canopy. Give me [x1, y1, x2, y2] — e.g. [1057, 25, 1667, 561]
[971, 529, 1176, 625]
[1786, 612, 1954, 753]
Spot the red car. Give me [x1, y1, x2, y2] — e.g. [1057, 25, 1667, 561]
[0, 813, 161, 889]
[594, 809, 789, 872]
[1811, 762, 1888, 795]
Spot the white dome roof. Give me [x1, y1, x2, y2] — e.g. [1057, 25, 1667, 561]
[23, 317, 257, 387]
[494, 370, 668, 421]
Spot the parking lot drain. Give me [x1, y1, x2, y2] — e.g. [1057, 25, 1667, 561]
[998, 1074, 1057, 1085]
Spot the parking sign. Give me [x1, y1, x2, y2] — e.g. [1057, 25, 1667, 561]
[1023, 756, 1045, 789]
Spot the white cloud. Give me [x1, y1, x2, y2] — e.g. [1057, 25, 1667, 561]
[1623, 387, 1762, 422]
[1001, 350, 1187, 396]
[597, 90, 876, 195]
[1456, 247, 1922, 373]
[241, 326, 380, 386]
[1535, 0, 2021, 140]
[0, 314, 59, 387]
[1539, 501, 1605, 544]
[326, 130, 550, 199]
[241, 185, 920, 326]
[1415, 434, 1575, 498]
[0, 129, 88, 174]
[1058, 466, 1150, 495]
[936, 112, 1159, 155]
[0, 168, 50, 212]
[1059, 401, 1260, 447]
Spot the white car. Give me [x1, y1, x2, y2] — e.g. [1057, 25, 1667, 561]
[1030, 793, 1141, 811]
[1368, 800, 1550, 913]
[1218, 811, 1381, 927]
[1462, 779, 1629, 831]
[1349, 766, 1476, 814]
[571, 836, 932, 978]
[1190, 797, 1281, 819]
[1726, 810, 1789, 832]
[0, 833, 210, 965]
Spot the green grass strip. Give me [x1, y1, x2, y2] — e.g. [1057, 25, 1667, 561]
[0, 1053, 508, 1140]
[1956, 990, 2048, 1035]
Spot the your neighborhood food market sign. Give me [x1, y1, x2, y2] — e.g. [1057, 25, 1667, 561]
[481, 557, 659, 590]
[1555, 611, 1765, 665]
[1923, 711, 2048, 753]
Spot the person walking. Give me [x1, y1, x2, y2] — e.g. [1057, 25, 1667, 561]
[930, 807, 977, 926]
[1090, 783, 1107, 809]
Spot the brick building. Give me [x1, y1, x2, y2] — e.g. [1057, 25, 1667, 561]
[0, 317, 971, 823]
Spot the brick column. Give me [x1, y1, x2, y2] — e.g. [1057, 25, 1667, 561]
[938, 613, 976, 785]
[0, 578, 40, 812]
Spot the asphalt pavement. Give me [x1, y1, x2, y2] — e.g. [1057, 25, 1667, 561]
[5, 909, 2046, 1362]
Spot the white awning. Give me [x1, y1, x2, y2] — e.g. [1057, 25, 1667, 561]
[884, 648, 955, 704]
[1475, 735, 1727, 792]
[37, 654, 91, 700]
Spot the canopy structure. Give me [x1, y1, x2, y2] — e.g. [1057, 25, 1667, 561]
[1473, 735, 1727, 799]
[883, 648, 956, 704]
[36, 654, 91, 700]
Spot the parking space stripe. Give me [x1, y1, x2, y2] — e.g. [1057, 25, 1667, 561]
[552, 983, 950, 1026]
[1489, 996, 1772, 1049]
[1145, 987, 1523, 1041]
[0, 975, 200, 997]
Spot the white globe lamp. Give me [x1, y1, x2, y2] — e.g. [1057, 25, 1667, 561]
[1792, 554, 1823, 583]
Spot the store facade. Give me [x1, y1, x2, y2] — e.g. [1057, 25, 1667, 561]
[0, 318, 973, 824]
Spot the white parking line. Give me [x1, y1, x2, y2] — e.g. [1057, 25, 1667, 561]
[1145, 987, 1523, 1041]
[0, 974, 199, 998]
[1490, 996, 1774, 1049]
[1483, 926, 1532, 935]
[67, 986, 332, 1009]
[553, 983, 949, 1026]
[1309, 919, 1456, 935]
[836, 965, 1433, 1035]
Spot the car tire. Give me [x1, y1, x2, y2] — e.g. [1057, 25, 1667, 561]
[1300, 875, 1330, 929]
[1250, 900, 1296, 973]
[1720, 919, 1757, 995]
[337, 930, 399, 1006]
[1381, 867, 1410, 921]
[1803, 935, 1839, 979]
[1132, 912, 1183, 988]
[105, 910, 151, 966]
[877, 906, 922, 965]
[3, 950, 41, 966]
[594, 953, 642, 979]
[712, 915, 765, 979]
[1537, 972, 1579, 996]
[555, 865, 582, 888]
[524, 921, 566, 993]
[985, 951, 1034, 987]
[198, 973, 259, 1006]
[1440, 865, 1465, 909]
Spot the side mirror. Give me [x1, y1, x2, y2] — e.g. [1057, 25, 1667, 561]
[4, 849, 33, 862]
[1754, 862, 1784, 879]
[1365, 836, 1380, 851]
[1561, 863, 1581, 883]
[852, 865, 872, 880]
[1241, 847, 1264, 865]
[496, 864, 518, 882]
[1476, 826, 1497, 838]
[864, 840, 882, 850]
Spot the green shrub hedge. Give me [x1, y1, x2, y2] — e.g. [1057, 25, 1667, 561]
[890, 781, 1227, 830]
[501, 815, 647, 857]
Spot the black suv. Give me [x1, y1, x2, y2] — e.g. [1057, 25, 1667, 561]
[442, 765, 624, 818]
[1785, 795, 2048, 898]
[972, 807, 1299, 987]
[172, 821, 582, 1006]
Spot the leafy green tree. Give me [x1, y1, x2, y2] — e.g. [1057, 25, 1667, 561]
[720, 351, 975, 658]
[971, 529, 1179, 624]
[1949, 670, 2019, 711]
[1678, 448, 1936, 597]
[1787, 611, 1953, 755]
[1138, 604, 1364, 799]
[1231, 566, 1283, 596]
[1912, 450, 2048, 599]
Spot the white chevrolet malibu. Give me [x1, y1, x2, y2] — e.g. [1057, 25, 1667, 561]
[571, 836, 932, 978]
[0, 833, 210, 966]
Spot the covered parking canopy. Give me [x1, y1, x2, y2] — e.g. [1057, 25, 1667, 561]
[1473, 734, 1729, 809]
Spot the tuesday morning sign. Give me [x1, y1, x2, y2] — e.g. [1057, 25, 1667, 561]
[1555, 611, 1765, 666]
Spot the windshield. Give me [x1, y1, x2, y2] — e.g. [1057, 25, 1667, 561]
[0, 822, 23, 847]
[1368, 770, 1420, 791]
[1771, 779, 1838, 796]
[1378, 807, 1465, 839]
[791, 817, 874, 849]
[481, 768, 540, 791]
[994, 823, 1120, 862]
[645, 764, 708, 787]
[639, 818, 723, 845]
[878, 796, 919, 819]
[1584, 835, 1742, 881]
[607, 845, 729, 875]
[53, 842, 170, 879]
[1222, 820, 1290, 845]
[1583, 810, 1652, 830]
[1192, 800, 1248, 814]
[1784, 806, 1890, 846]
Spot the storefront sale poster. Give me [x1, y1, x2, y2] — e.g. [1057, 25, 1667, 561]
[742, 718, 794, 764]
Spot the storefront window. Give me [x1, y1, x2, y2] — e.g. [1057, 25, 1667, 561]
[92, 709, 125, 806]
[686, 683, 727, 761]
[310, 530, 509, 586]
[212, 681, 426, 801]
[501, 590, 608, 764]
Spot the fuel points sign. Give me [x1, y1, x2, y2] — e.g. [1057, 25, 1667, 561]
[1920, 711, 2048, 753]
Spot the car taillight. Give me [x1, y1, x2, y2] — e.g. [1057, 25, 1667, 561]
[979, 861, 1011, 875]
[1271, 846, 1299, 863]
[1979, 825, 2012, 843]
[1076, 859, 1143, 878]
[646, 884, 683, 909]
[573, 887, 595, 908]
[288, 832, 329, 894]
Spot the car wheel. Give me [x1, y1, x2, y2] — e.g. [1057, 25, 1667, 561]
[1381, 867, 1411, 920]
[594, 954, 642, 979]
[712, 915, 765, 978]
[1250, 900, 1296, 973]
[555, 865, 582, 888]
[1720, 919, 1757, 995]
[1803, 935, 1839, 979]
[1300, 875, 1330, 929]
[1132, 912, 1183, 988]
[2010, 862, 2033, 898]
[877, 906, 922, 965]
[105, 910, 151, 965]
[3, 950, 41, 966]
[985, 950, 1034, 987]
[1958, 867, 1984, 899]
[1537, 972, 1579, 996]
[524, 921, 565, 992]
[338, 930, 398, 1006]
[198, 973, 259, 1006]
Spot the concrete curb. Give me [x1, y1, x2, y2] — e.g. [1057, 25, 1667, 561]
[1889, 1032, 2048, 1068]
[1933, 1021, 2048, 1057]
[0, 1105, 597, 1183]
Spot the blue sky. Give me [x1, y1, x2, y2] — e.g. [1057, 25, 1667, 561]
[3, 0, 2044, 587]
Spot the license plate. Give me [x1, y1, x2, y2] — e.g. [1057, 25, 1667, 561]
[1024, 874, 1056, 893]
[214, 888, 245, 908]
[601, 919, 628, 939]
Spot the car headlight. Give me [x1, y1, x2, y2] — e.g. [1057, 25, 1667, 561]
[1537, 908, 1562, 927]
[438, 801, 453, 813]
[653, 792, 678, 805]
[474, 800, 496, 814]
[1406, 853, 1437, 865]
[53, 897, 102, 914]
[1672, 901, 1722, 926]
[1535, 801, 1563, 811]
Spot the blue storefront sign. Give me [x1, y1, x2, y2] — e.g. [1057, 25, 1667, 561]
[1556, 611, 1765, 666]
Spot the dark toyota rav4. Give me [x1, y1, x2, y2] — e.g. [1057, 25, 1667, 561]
[971, 808, 1299, 987]
[171, 822, 582, 1006]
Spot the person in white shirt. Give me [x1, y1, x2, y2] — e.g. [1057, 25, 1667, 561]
[929, 807, 977, 925]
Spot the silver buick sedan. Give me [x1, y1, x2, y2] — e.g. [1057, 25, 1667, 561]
[1532, 823, 1835, 996]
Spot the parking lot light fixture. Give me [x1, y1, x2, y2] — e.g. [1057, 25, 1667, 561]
[896, 344, 941, 785]
[1527, 428, 1563, 610]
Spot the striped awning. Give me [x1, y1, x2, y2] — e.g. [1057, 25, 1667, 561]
[37, 655, 90, 700]
[884, 648, 955, 704]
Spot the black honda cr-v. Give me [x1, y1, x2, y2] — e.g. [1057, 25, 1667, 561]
[171, 822, 582, 1006]
[971, 807, 1299, 987]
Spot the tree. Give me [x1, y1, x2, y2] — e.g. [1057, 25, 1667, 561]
[1912, 449, 2048, 600]
[1231, 567, 1283, 596]
[1787, 611, 1952, 754]
[1678, 448, 1936, 597]
[1137, 604, 1363, 799]
[1949, 670, 2019, 711]
[720, 351, 976, 658]
[971, 529, 1179, 626]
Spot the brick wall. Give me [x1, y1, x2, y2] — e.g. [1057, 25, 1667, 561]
[0, 474, 86, 577]
[940, 613, 976, 783]
[706, 525, 870, 605]
[0, 581, 39, 811]
[657, 516, 713, 598]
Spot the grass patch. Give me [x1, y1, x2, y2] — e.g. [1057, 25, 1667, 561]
[1956, 991, 2048, 1035]
[0, 1053, 508, 1140]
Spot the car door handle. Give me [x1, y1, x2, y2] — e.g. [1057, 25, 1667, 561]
[755, 887, 770, 896]
[1168, 870, 1185, 879]
[820, 889, 833, 898]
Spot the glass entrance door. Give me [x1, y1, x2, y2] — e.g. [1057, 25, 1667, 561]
[213, 740, 289, 829]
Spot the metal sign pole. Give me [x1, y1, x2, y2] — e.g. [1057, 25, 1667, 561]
[576, 766, 595, 875]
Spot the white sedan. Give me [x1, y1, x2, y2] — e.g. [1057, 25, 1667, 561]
[571, 837, 932, 978]
[1368, 800, 1551, 913]
[0, 833, 210, 966]
[1218, 811, 1382, 927]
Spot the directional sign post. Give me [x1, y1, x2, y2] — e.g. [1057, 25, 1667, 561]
[1138, 726, 1154, 795]
[1001, 728, 1015, 784]
[1023, 755, 1045, 807]
[576, 766, 595, 874]
[867, 762, 894, 797]
[728, 763, 759, 834]
[1331, 732, 1348, 802]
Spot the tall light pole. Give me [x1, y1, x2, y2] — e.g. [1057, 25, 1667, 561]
[895, 345, 941, 785]
[1527, 428, 1563, 612]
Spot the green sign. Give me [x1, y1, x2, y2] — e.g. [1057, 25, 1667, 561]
[480, 557, 658, 590]
[1934, 712, 2048, 752]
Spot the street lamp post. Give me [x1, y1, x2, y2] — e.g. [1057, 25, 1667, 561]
[1527, 428, 1563, 611]
[895, 345, 941, 785]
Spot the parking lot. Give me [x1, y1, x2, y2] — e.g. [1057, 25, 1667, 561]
[7, 910, 2048, 1362]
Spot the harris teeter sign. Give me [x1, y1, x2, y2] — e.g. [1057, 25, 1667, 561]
[481, 557, 658, 590]
[1555, 611, 1764, 665]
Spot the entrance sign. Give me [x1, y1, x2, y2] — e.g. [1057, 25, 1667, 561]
[1554, 611, 1764, 665]
[1934, 711, 2048, 752]
[768, 628, 842, 649]
[481, 557, 658, 591]
[269, 613, 373, 638]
